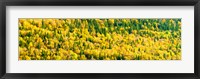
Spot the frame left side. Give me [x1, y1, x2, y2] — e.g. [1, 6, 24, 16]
[0, 0, 6, 79]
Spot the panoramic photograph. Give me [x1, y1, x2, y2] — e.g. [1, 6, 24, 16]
[18, 18, 181, 60]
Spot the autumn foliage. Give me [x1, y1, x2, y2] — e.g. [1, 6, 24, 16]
[19, 18, 181, 60]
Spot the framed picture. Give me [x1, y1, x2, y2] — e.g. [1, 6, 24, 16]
[0, 0, 200, 79]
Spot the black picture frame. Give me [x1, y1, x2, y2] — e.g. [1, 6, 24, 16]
[0, 0, 200, 79]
